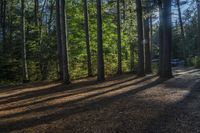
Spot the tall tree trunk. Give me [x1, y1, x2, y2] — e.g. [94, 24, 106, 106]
[56, 0, 63, 80]
[2, 0, 6, 49]
[117, 0, 122, 74]
[130, 8, 135, 72]
[96, 0, 105, 81]
[160, 0, 172, 78]
[8, 1, 13, 49]
[177, 0, 186, 59]
[144, 17, 152, 74]
[135, 0, 145, 76]
[57, 0, 70, 84]
[21, 0, 29, 82]
[34, 0, 39, 26]
[0, 1, 2, 25]
[83, 0, 93, 77]
[150, 15, 153, 60]
[197, 0, 200, 53]
[60, 0, 70, 84]
[158, 0, 163, 75]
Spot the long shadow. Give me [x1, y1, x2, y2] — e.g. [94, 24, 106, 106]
[0, 75, 146, 106]
[0, 73, 135, 94]
[0, 75, 156, 118]
[0, 78, 167, 132]
[0, 81, 59, 93]
[0, 76, 141, 111]
[0, 74, 139, 101]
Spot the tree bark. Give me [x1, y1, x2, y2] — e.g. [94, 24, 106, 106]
[34, 0, 39, 26]
[136, 0, 145, 76]
[158, 0, 163, 75]
[144, 17, 152, 74]
[197, 0, 200, 53]
[96, 0, 105, 81]
[60, 0, 70, 84]
[117, 0, 122, 75]
[177, 0, 186, 59]
[21, 0, 29, 82]
[2, 0, 6, 49]
[150, 15, 153, 60]
[160, 0, 172, 78]
[56, 0, 63, 80]
[83, 0, 93, 77]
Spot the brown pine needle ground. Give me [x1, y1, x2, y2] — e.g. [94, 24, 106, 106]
[0, 67, 200, 133]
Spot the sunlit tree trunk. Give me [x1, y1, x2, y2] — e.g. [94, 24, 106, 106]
[21, 0, 29, 82]
[96, 0, 105, 81]
[83, 0, 93, 77]
[136, 0, 145, 76]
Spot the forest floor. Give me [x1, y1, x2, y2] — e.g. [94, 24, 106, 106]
[0, 67, 200, 133]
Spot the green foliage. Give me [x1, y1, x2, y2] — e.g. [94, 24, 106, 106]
[188, 56, 200, 68]
[0, 0, 198, 85]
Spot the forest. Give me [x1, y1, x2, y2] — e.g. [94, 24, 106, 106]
[0, 0, 199, 84]
[0, 0, 200, 133]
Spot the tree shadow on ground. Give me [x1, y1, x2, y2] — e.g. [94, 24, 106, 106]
[0, 76, 165, 132]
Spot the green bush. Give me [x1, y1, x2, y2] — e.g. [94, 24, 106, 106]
[189, 56, 200, 68]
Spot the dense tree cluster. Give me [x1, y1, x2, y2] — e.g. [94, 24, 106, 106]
[0, 0, 199, 85]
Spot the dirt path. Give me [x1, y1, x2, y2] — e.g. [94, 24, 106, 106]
[0, 67, 200, 133]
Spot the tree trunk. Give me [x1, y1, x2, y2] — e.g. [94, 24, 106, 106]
[2, 0, 6, 49]
[150, 15, 153, 60]
[83, 0, 93, 77]
[197, 0, 200, 53]
[21, 0, 29, 82]
[177, 0, 186, 59]
[8, 1, 13, 49]
[144, 17, 152, 74]
[158, 0, 163, 75]
[96, 0, 105, 81]
[0, 1, 2, 25]
[160, 0, 172, 78]
[34, 0, 39, 26]
[117, 0, 122, 74]
[56, 0, 63, 80]
[60, 0, 70, 84]
[135, 0, 145, 76]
